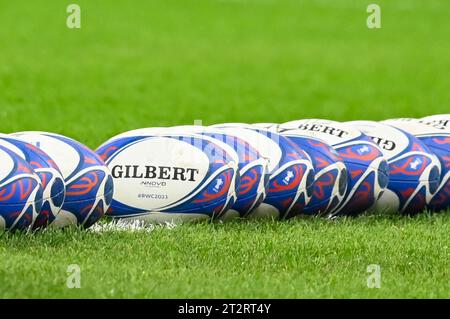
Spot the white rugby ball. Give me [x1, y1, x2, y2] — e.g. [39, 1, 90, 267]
[96, 131, 239, 223]
[211, 123, 315, 219]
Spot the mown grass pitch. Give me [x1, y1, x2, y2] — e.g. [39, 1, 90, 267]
[1, 214, 450, 298]
[0, 0, 449, 298]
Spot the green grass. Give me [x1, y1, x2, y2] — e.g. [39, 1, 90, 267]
[1, 214, 450, 298]
[0, 0, 450, 298]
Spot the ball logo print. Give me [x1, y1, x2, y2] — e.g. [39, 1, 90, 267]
[66, 264, 81, 289]
[169, 125, 270, 219]
[0, 135, 65, 229]
[0, 146, 43, 231]
[2, 0, 450, 302]
[256, 123, 348, 216]
[97, 132, 239, 223]
[282, 119, 388, 217]
[11, 132, 113, 228]
[66, 4, 81, 29]
[349, 121, 441, 214]
[383, 118, 450, 211]
[283, 170, 294, 184]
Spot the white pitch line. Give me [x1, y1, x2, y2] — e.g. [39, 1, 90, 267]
[89, 219, 177, 233]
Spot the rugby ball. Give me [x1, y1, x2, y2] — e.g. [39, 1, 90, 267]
[0, 134, 65, 229]
[11, 132, 113, 228]
[255, 123, 348, 216]
[382, 118, 449, 212]
[349, 121, 441, 214]
[421, 114, 450, 130]
[96, 131, 239, 223]
[170, 126, 269, 218]
[211, 123, 315, 219]
[0, 145, 43, 231]
[282, 119, 388, 217]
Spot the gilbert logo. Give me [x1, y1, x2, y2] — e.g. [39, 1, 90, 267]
[112, 165, 199, 181]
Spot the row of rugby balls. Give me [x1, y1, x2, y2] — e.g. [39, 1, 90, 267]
[0, 132, 113, 230]
[0, 115, 449, 230]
